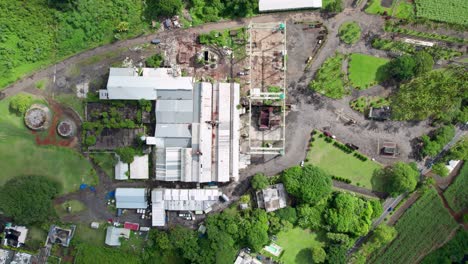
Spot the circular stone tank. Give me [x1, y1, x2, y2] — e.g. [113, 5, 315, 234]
[57, 119, 76, 137]
[24, 104, 52, 131]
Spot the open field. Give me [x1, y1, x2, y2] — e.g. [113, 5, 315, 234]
[394, 1, 415, 19]
[0, 94, 97, 194]
[444, 163, 468, 212]
[348, 54, 389, 89]
[370, 188, 459, 264]
[306, 133, 382, 189]
[55, 200, 87, 217]
[274, 228, 325, 264]
[90, 153, 116, 178]
[415, 0, 468, 26]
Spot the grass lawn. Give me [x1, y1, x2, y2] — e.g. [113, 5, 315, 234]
[272, 228, 325, 264]
[74, 223, 106, 246]
[55, 200, 87, 217]
[55, 94, 85, 118]
[306, 133, 382, 190]
[348, 53, 389, 89]
[0, 94, 97, 194]
[90, 153, 116, 178]
[394, 1, 415, 19]
[365, 0, 392, 15]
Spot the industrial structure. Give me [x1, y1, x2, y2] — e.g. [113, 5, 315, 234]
[101, 68, 241, 183]
[258, 0, 322, 12]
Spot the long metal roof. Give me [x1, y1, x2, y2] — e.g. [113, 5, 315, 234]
[156, 100, 194, 124]
[115, 188, 148, 209]
[155, 124, 192, 138]
[259, 0, 322, 11]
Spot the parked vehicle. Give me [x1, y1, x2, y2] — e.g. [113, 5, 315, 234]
[300, 160, 305, 167]
[323, 131, 336, 139]
[345, 143, 359, 150]
[151, 39, 161, 44]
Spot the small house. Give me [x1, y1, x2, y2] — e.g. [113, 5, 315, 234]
[256, 184, 287, 212]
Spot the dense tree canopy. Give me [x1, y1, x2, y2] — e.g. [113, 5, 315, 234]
[359, 225, 397, 257]
[389, 55, 416, 81]
[447, 137, 468, 161]
[311, 246, 327, 263]
[115, 147, 137, 163]
[0, 176, 59, 225]
[378, 162, 419, 196]
[147, 0, 183, 18]
[421, 125, 455, 157]
[390, 67, 467, 121]
[413, 51, 434, 76]
[324, 193, 374, 236]
[251, 173, 269, 190]
[282, 165, 332, 204]
[431, 162, 449, 177]
[275, 206, 298, 224]
[297, 203, 326, 230]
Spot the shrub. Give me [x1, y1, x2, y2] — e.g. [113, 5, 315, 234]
[251, 173, 269, 190]
[146, 53, 164, 68]
[9, 93, 34, 115]
[84, 135, 97, 146]
[338, 21, 361, 44]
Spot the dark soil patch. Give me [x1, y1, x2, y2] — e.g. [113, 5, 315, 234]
[381, 0, 393, 8]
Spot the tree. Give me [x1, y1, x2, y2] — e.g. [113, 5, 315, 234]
[422, 126, 455, 157]
[379, 162, 419, 196]
[370, 199, 383, 219]
[282, 165, 332, 204]
[85, 135, 96, 146]
[326, 244, 347, 264]
[389, 55, 416, 81]
[147, 0, 183, 18]
[447, 137, 468, 161]
[361, 225, 397, 255]
[115, 147, 137, 163]
[0, 176, 59, 225]
[413, 51, 434, 76]
[251, 173, 269, 190]
[326, 233, 351, 246]
[297, 203, 326, 230]
[432, 162, 449, 177]
[9, 93, 34, 115]
[324, 0, 343, 13]
[275, 206, 297, 224]
[311, 246, 327, 263]
[146, 53, 164, 68]
[246, 210, 269, 252]
[324, 193, 374, 236]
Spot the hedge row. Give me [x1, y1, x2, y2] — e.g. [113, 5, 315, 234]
[332, 176, 352, 184]
[333, 141, 354, 154]
[354, 152, 368, 161]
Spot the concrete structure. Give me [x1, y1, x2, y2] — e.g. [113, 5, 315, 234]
[256, 184, 287, 212]
[130, 155, 149, 179]
[105, 227, 130, 246]
[101, 68, 241, 183]
[47, 225, 75, 247]
[234, 251, 262, 264]
[151, 188, 221, 226]
[115, 188, 148, 209]
[0, 249, 35, 264]
[259, 0, 322, 12]
[2, 226, 28, 248]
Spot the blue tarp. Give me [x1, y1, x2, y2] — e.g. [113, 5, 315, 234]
[79, 184, 88, 190]
[106, 191, 116, 199]
[89, 186, 96, 192]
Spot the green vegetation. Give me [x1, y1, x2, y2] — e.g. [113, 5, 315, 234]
[390, 68, 467, 121]
[444, 163, 468, 212]
[309, 53, 346, 99]
[147, 0, 183, 18]
[387, 51, 433, 81]
[431, 162, 449, 177]
[306, 133, 382, 190]
[354, 225, 397, 261]
[0, 176, 59, 225]
[415, 0, 468, 26]
[251, 173, 269, 190]
[370, 188, 459, 264]
[75, 243, 140, 264]
[323, 0, 344, 13]
[55, 94, 85, 118]
[421, 125, 455, 157]
[338, 22, 361, 45]
[394, 1, 415, 19]
[365, 0, 391, 15]
[384, 22, 467, 44]
[282, 165, 333, 204]
[373, 162, 419, 197]
[421, 229, 468, 264]
[9, 93, 34, 115]
[0, 95, 97, 194]
[0, 0, 149, 89]
[371, 39, 462, 60]
[350, 96, 389, 113]
[55, 199, 87, 217]
[116, 147, 139, 163]
[90, 153, 117, 178]
[348, 53, 389, 89]
[275, 228, 325, 264]
[188, 0, 258, 26]
[146, 53, 164, 68]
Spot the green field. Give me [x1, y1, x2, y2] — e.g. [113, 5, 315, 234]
[306, 133, 382, 189]
[394, 1, 415, 19]
[90, 153, 116, 178]
[0, 94, 97, 194]
[348, 53, 389, 89]
[274, 228, 325, 264]
[415, 0, 468, 26]
[55, 200, 87, 217]
[309, 53, 346, 99]
[370, 188, 459, 264]
[444, 162, 468, 212]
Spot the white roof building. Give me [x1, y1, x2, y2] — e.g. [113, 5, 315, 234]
[115, 188, 148, 209]
[256, 184, 288, 212]
[259, 0, 322, 12]
[151, 188, 221, 226]
[115, 160, 129, 180]
[130, 155, 149, 179]
[105, 227, 130, 246]
[101, 68, 241, 183]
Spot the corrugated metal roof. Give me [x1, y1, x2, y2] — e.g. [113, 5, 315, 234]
[115, 160, 129, 180]
[130, 155, 149, 179]
[156, 100, 194, 123]
[115, 188, 148, 209]
[259, 0, 322, 11]
[156, 124, 192, 138]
